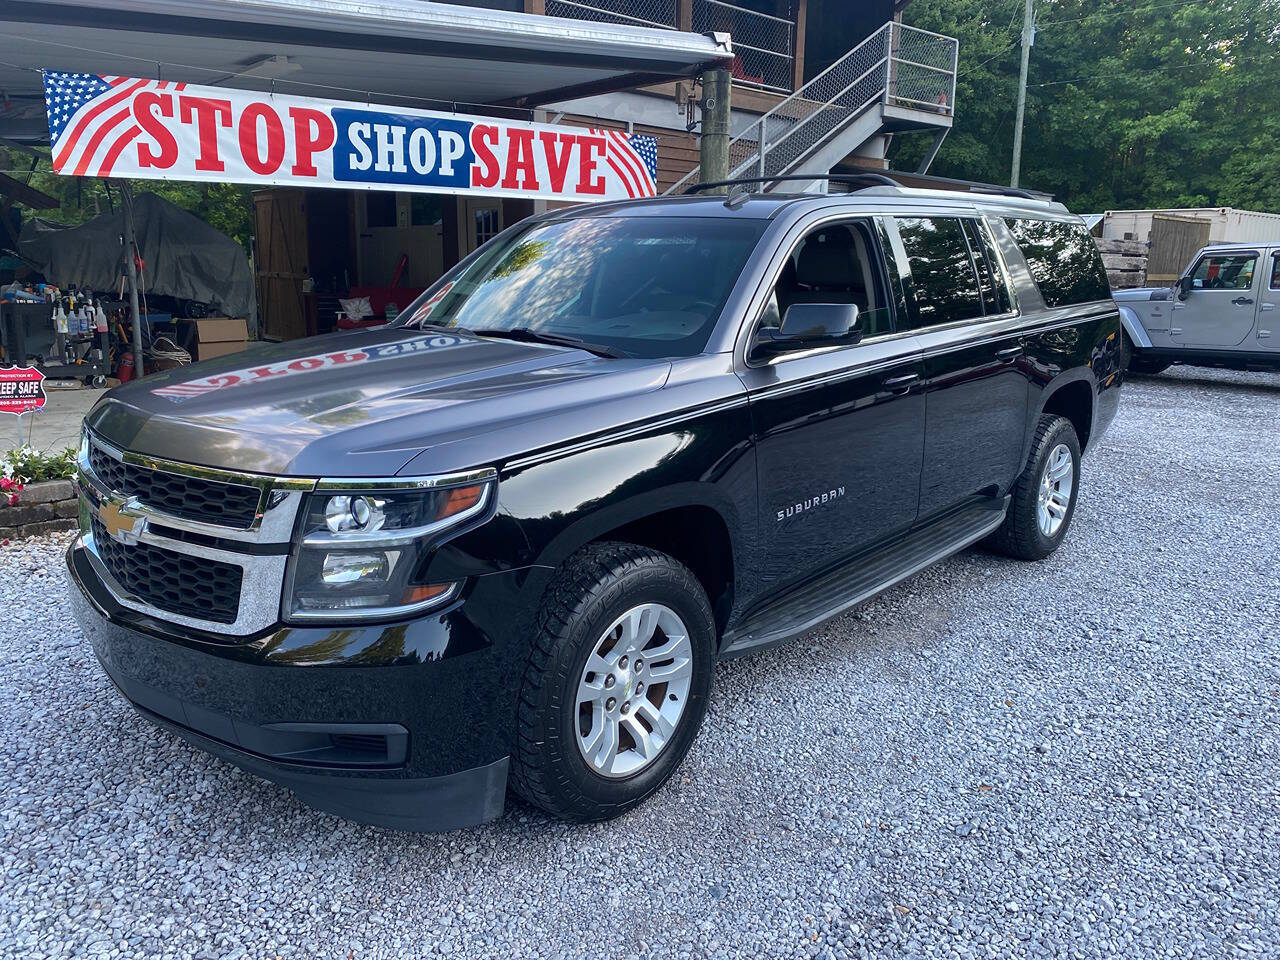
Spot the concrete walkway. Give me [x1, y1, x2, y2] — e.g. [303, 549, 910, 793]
[5, 384, 103, 454]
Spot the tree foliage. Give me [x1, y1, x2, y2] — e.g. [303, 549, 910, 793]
[893, 0, 1280, 213]
[1, 150, 254, 249]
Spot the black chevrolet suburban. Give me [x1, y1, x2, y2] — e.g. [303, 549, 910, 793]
[67, 181, 1123, 830]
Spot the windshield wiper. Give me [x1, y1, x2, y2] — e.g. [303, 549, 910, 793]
[467, 327, 628, 359]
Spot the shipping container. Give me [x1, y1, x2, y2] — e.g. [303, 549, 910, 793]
[1101, 207, 1280, 245]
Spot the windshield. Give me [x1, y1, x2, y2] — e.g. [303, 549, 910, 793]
[396, 215, 767, 358]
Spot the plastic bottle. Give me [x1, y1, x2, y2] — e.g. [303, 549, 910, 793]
[95, 303, 108, 334]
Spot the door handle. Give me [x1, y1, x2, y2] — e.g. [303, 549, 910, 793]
[1232, 297, 1254, 306]
[882, 372, 920, 392]
[994, 345, 1023, 361]
[1261, 303, 1276, 311]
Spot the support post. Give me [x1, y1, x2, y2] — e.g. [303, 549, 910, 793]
[699, 68, 732, 193]
[756, 118, 767, 179]
[121, 183, 145, 381]
[1010, 0, 1034, 188]
[917, 128, 948, 175]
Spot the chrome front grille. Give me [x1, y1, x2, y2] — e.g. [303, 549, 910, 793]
[77, 431, 314, 637]
[90, 516, 244, 625]
[88, 441, 262, 529]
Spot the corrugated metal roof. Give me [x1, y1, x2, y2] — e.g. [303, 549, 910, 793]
[0, 0, 733, 139]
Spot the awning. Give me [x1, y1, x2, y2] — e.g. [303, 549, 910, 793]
[0, 0, 733, 142]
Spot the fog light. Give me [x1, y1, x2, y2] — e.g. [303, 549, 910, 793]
[321, 551, 390, 585]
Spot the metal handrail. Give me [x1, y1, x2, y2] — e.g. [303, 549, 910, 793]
[668, 21, 958, 195]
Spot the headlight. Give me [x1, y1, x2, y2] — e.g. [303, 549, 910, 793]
[282, 473, 494, 622]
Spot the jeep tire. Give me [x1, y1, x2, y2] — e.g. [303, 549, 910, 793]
[511, 542, 715, 822]
[1123, 334, 1171, 376]
[986, 414, 1082, 561]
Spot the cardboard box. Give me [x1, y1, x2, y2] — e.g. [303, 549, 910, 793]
[194, 317, 248, 343]
[192, 316, 248, 362]
[197, 340, 248, 361]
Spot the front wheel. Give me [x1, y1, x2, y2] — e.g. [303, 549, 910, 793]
[1124, 335, 1171, 376]
[511, 542, 715, 822]
[986, 414, 1082, 561]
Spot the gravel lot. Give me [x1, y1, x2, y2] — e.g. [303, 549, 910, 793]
[3, 365, 1278, 960]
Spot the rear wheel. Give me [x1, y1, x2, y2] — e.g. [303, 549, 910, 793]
[511, 542, 714, 822]
[986, 414, 1082, 561]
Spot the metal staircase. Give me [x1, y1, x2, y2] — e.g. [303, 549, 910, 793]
[669, 22, 958, 193]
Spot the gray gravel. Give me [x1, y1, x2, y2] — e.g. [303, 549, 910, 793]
[3, 364, 1279, 960]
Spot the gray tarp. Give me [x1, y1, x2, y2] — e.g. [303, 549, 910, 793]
[17, 192, 254, 320]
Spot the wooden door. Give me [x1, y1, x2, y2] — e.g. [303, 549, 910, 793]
[253, 189, 308, 340]
[1146, 215, 1211, 286]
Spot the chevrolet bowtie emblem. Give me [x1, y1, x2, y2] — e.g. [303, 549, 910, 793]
[98, 497, 146, 545]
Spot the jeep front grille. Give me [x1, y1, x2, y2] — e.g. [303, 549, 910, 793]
[88, 441, 262, 529]
[90, 516, 244, 625]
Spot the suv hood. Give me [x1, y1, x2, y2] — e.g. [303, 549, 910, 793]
[87, 326, 672, 476]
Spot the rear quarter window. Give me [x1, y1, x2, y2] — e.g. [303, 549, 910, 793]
[1005, 218, 1110, 307]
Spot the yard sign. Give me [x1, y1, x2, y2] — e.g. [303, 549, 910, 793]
[42, 72, 659, 201]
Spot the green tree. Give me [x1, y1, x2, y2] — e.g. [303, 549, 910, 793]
[1, 146, 254, 248]
[893, 0, 1280, 213]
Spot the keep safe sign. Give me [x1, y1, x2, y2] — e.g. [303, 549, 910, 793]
[43, 71, 660, 201]
[0, 367, 47, 416]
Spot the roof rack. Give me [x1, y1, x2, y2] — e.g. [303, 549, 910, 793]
[681, 172, 1044, 203]
[683, 173, 898, 196]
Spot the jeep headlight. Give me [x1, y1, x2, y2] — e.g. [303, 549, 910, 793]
[283, 473, 494, 622]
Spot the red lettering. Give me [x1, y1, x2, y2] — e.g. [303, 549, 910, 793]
[247, 365, 289, 381]
[470, 124, 500, 188]
[289, 107, 335, 177]
[206, 375, 242, 388]
[501, 128, 539, 191]
[133, 92, 178, 169]
[326, 351, 368, 364]
[288, 357, 325, 372]
[538, 132, 574, 194]
[238, 103, 286, 176]
[578, 135, 607, 195]
[177, 96, 232, 172]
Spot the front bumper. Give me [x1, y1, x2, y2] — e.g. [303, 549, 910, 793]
[67, 538, 543, 831]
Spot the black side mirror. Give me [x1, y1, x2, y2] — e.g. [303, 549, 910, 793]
[752, 303, 863, 360]
[1176, 276, 1194, 300]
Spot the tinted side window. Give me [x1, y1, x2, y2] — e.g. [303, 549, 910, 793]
[896, 217, 984, 329]
[962, 219, 1012, 315]
[1271, 253, 1280, 291]
[1005, 218, 1109, 307]
[1190, 253, 1256, 291]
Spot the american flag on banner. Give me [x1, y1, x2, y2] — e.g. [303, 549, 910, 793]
[41, 69, 661, 203]
[43, 71, 187, 178]
[595, 129, 659, 198]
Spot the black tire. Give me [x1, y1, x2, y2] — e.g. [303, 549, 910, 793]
[985, 414, 1082, 561]
[510, 542, 715, 822]
[1124, 336, 1171, 376]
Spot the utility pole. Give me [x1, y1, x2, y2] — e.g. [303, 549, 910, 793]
[1011, 0, 1034, 188]
[698, 68, 732, 193]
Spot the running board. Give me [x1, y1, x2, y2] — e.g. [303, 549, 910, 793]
[719, 496, 1010, 658]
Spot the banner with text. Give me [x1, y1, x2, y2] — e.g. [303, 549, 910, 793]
[43, 72, 659, 201]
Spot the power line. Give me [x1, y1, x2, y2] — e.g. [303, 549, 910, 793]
[958, 38, 1021, 78]
[1037, 0, 1226, 28]
[1032, 52, 1280, 87]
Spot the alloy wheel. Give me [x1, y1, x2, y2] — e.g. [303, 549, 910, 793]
[1037, 442, 1074, 538]
[575, 603, 693, 779]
